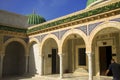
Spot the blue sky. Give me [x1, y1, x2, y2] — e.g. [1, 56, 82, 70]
[0, 0, 87, 20]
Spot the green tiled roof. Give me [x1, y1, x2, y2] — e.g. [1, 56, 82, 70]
[27, 14, 46, 25]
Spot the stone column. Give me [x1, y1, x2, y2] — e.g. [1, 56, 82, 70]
[0, 54, 4, 78]
[25, 48, 29, 74]
[39, 54, 43, 76]
[25, 55, 29, 74]
[59, 53, 63, 79]
[87, 53, 93, 80]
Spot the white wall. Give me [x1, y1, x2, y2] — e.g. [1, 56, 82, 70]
[29, 43, 41, 75]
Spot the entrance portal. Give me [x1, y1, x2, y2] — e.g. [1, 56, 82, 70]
[99, 46, 112, 76]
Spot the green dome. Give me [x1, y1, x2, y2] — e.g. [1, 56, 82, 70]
[86, 0, 97, 7]
[86, 0, 108, 7]
[27, 14, 46, 25]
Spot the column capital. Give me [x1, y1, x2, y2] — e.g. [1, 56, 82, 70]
[86, 51, 94, 55]
[58, 53, 64, 56]
[86, 51, 92, 54]
[86, 53, 94, 57]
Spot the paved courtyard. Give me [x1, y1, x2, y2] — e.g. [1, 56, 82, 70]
[1, 74, 113, 80]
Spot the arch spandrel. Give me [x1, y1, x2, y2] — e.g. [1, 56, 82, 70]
[29, 38, 40, 47]
[89, 21, 120, 49]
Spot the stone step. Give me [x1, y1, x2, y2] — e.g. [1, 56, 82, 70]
[73, 68, 88, 76]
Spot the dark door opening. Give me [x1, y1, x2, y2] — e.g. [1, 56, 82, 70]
[78, 48, 86, 66]
[99, 46, 112, 76]
[52, 49, 59, 74]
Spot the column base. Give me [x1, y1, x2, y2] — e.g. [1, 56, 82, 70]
[60, 75, 63, 79]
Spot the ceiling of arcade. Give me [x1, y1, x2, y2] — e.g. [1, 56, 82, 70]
[96, 28, 119, 35]
[65, 34, 83, 40]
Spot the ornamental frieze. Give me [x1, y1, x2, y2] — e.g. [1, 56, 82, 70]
[0, 30, 27, 37]
[3, 36, 29, 44]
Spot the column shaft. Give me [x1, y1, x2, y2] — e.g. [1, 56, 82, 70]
[87, 53, 93, 80]
[59, 54, 63, 78]
[40, 55, 43, 76]
[0, 55, 4, 78]
[25, 55, 29, 73]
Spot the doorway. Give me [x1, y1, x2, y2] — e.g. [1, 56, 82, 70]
[78, 48, 86, 66]
[52, 49, 59, 74]
[99, 46, 112, 76]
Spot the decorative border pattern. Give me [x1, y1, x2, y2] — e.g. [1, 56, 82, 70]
[0, 30, 27, 37]
[4, 36, 29, 43]
[0, 25, 27, 33]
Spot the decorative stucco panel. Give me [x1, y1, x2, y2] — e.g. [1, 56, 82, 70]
[22, 38, 29, 43]
[88, 22, 103, 35]
[59, 29, 70, 39]
[75, 25, 87, 35]
[52, 31, 59, 39]
[3, 36, 13, 43]
[34, 36, 41, 42]
[41, 34, 47, 41]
